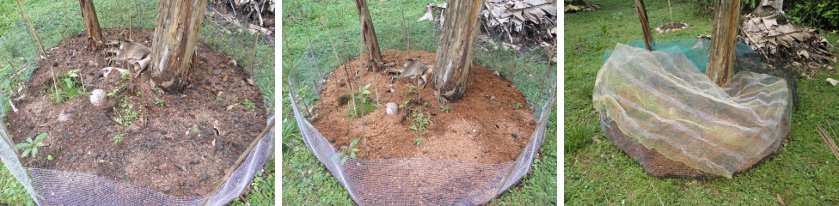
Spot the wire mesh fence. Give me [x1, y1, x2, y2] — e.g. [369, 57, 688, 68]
[284, 6, 557, 204]
[0, 1, 274, 205]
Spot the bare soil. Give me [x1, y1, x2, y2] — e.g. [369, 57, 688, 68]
[7, 29, 267, 196]
[313, 50, 536, 164]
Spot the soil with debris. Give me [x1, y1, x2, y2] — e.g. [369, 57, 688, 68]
[6, 29, 268, 196]
[312, 50, 536, 164]
[655, 22, 689, 33]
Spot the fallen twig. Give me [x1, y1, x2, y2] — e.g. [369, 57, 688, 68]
[816, 124, 839, 162]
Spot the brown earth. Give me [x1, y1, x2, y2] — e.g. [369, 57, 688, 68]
[312, 50, 536, 164]
[6, 29, 267, 196]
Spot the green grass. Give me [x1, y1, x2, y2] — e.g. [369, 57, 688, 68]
[0, 0, 274, 204]
[565, 0, 839, 205]
[282, 0, 556, 204]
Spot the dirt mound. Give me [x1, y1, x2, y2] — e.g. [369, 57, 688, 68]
[6, 29, 267, 196]
[313, 50, 536, 163]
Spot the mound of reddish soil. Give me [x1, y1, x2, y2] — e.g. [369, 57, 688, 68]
[313, 50, 535, 164]
[7, 29, 267, 196]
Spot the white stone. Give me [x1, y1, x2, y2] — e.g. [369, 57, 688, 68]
[385, 102, 399, 116]
[90, 89, 106, 107]
[58, 111, 70, 122]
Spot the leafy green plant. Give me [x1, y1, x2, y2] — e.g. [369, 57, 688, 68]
[407, 84, 417, 95]
[240, 98, 257, 110]
[47, 69, 85, 104]
[114, 98, 139, 126]
[409, 109, 432, 132]
[514, 102, 524, 110]
[789, 1, 839, 31]
[440, 105, 450, 113]
[154, 98, 166, 107]
[346, 83, 376, 118]
[15, 132, 48, 158]
[107, 86, 123, 97]
[295, 84, 320, 116]
[414, 136, 424, 147]
[337, 138, 361, 164]
[112, 133, 125, 145]
[215, 97, 225, 103]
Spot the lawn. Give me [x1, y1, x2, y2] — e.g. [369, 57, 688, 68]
[0, 0, 274, 205]
[281, 0, 557, 205]
[565, 0, 839, 205]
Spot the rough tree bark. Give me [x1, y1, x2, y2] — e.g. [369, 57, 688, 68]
[354, 0, 383, 71]
[80, 0, 104, 50]
[433, 0, 485, 102]
[149, 0, 208, 92]
[706, 0, 741, 86]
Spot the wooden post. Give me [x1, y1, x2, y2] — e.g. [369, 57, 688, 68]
[80, 0, 105, 50]
[706, 0, 741, 86]
[354, 0, 383, 71]
[432, 0, 485, 102]
[633, 0, 653, 51]
[149, 0, 208, 92]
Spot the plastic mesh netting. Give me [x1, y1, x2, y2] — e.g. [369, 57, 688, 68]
[593, 43, 792, 178]
[289, 87, 554, 205]
[0, 1, 275, 205]
[0, 115, 274, 205]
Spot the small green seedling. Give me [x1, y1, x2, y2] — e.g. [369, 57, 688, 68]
[240, 98, 257, 110]
[154, 98, 166, 107]
[114, 98, 139, 126]
[16, 132, 48, 158]
[48, 69, 85, 103]
[414, 136, 424, 147]
[107, 86, 123, 97]
[215, 97, 225, 103]
[338, 138, 361, 164]
[191, 126, 200, 135]
[514, 102, 523, 110]
[410, 110, 432, 132]
[112, 133, 125, 145]
[407, 84, 417, 95]
[347, 83, 375, 118]
[120, 72, 130, 81]
[47, 155, 53, 161]
[440, 105, 450, 113]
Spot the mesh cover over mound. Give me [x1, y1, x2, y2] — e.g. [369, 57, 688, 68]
[593, 44, 791, 178]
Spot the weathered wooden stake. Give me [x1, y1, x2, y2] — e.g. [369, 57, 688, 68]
[706, 0, 741, 86]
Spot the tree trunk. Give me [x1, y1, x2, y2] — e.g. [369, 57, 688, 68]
[706, 0, 741, 86]
[354, 0, 383, 71]
[149, 0, 208, 92]
[634, 0, 653, 51]
[432, 0, 484, 102]
[80, 0, 104, 50]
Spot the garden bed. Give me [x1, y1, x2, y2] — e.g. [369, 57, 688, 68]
[6, 29, 267, 196]
[313, 50, 536, 163]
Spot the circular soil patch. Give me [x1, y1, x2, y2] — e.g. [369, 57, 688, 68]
[313, 50, 536, 163]
[7, 29, 267, 196]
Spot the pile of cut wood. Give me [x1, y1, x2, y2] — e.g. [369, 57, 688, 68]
[419, 0, 556, 51]
[740, 13, 835, 75]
